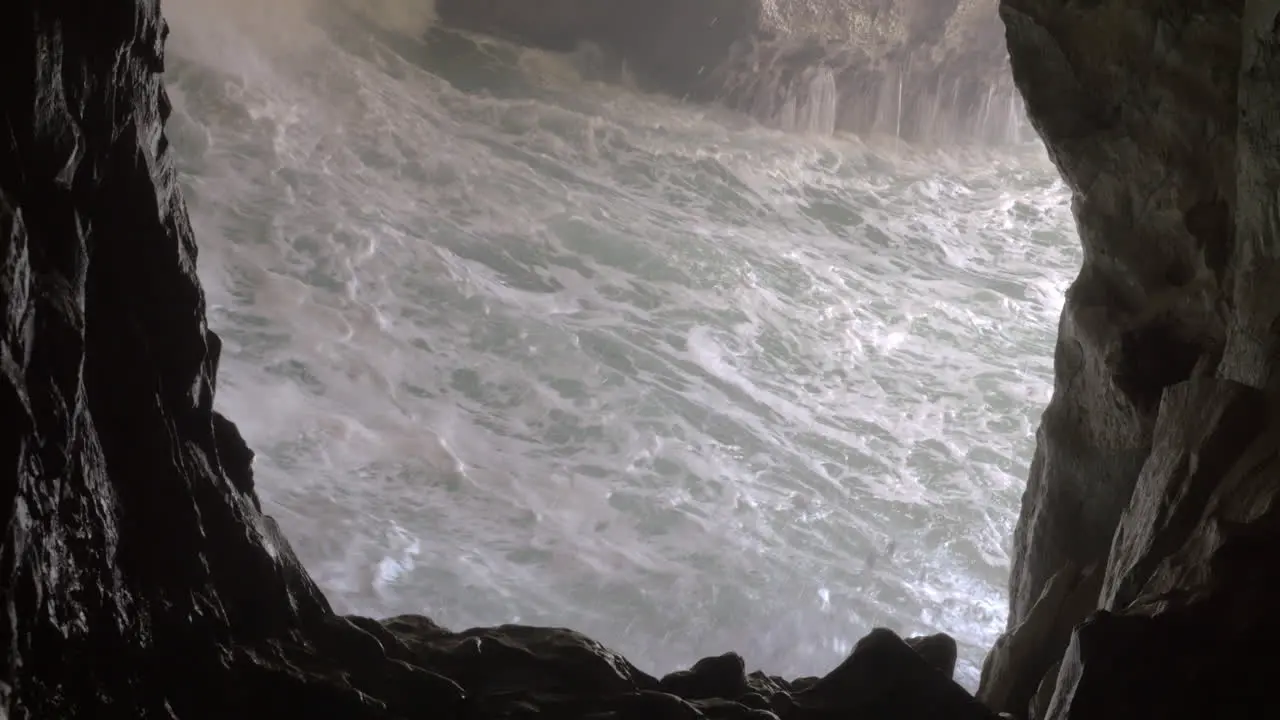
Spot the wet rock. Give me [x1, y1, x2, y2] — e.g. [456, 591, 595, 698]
[386, 621, 660, 697]
[1098, 380, 1267, 611]
[1041, 603, 1280, 720]
[978, 562, 1101, 716]
[1028, 659, 1059, 720]
[1030, 382, 1280, 719]
[737, 691, 772, 711]
[789, 676, 821, 693]
[690, 697, 780, 720]
[0, 0, 346, 713]
[905, 632, 958, 679]
[660, 652, 750, 700]
[791, 629, 1000, 719]
[616, 690, 703, 720]
[745, 670, 789, 696]
[1001, 0, 1243, 631]
[997, 3, 1280, 717]
[999, 0, 1280, 694]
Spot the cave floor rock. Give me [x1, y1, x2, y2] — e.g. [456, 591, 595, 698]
[226, 619, 1001, 720]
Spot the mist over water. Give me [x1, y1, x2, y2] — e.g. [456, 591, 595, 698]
[164, 0, 1079, 688]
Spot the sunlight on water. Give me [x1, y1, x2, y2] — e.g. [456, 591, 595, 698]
[163, 0, 1078, 689]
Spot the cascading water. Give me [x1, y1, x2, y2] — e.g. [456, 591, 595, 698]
[778, 67, 840, 136]
[164, 0, 1079, 690]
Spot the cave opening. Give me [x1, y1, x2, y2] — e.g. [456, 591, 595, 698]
[164, 0, 1074, 690]
[7, 0, 1279, 717]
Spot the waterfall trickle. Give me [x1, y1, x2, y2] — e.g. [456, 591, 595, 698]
[802, 67, 839, 135]
[776, 66, 838, 136]
[700, 28, 1023, 144]
[894, 68, 905, 142]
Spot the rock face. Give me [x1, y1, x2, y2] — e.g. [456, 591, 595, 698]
[434, 0, 1022, 143]
[0, 1, 999, 718]
[977, 562, 1100, 717]
[983, 0, 1280, 718]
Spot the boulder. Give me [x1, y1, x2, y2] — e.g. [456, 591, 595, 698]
[999, 0, 1242, 631]
[660, 652, 751, 700]
[905, 632, 959, 679]
[788, 629, 999, 720]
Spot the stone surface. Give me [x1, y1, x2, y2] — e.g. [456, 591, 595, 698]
[999, 0, 1243, 631]
[1031, 383, 1280, 719]
[1027, 658, 1058, 720]
[905, 632, 959, 680]
[989, 0, 1280, 718]
[977, 562, 1100, 717]
[433, 0, 1018, 142]
[1097, 380, 1267, 611]
[0, 0, 1003, 717]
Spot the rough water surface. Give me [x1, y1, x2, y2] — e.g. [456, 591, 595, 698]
[164, 0, 1078, 688]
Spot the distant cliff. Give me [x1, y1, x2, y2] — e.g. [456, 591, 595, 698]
[434, 0, 1021, 143]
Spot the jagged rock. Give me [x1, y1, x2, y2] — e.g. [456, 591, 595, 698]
[977, 562, 1100, 716]
[905, 632, 958, 679]
[789, 676, 821, 693]
[1041, 601, 1280, 720]
[789, 629, 999, 719]
[689, 697, 780, 720]
[709, 0, 1017, 141]
[1031, 382, 1280, 718]
[385, 621, 660, 696]
[1098, 380, 1267, 611]
[0, 0, 350, 714]
[745, 670, 790, 697]
[660, 652, 750, 700]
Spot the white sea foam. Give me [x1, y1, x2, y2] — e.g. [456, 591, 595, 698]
[163, 0, 1078, 689]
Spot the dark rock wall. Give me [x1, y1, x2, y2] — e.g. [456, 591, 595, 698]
[0, 0, 336, 714]
[1000, 0, 1240, 619]
[1000, 0, 1242, 627]
[986, 0, 1280, 717]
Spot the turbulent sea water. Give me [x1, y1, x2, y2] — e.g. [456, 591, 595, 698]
[165, 0, 1080, 688]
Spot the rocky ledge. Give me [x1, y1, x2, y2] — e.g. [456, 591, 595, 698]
[433, 0, 1022, 143]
